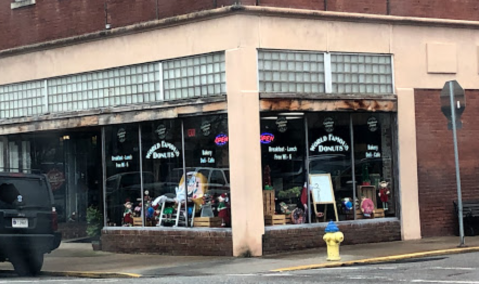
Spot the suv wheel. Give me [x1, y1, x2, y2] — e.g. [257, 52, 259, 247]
[11, 253, 44, 276]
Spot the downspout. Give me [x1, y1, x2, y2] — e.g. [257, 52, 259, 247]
[324, 0, 327, 11]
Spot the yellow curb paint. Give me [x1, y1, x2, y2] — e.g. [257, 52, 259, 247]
[41, 271, 142, 278]
[272, 246, 479, 272]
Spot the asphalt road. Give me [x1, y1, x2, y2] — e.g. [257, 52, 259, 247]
[1, 252, 479, 283]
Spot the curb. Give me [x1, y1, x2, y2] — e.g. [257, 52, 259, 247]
[41, 271, 142, 278]
[271, 246, 479, 272]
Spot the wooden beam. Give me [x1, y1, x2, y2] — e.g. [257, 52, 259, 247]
[0, 99, 227, 135]
[260, 98, 396, 112]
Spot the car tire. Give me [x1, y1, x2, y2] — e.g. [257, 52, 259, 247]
[11, 253, 44, 277]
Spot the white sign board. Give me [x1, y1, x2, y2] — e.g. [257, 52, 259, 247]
[309, 173, 338, 222]
[310, 173, 335, 204]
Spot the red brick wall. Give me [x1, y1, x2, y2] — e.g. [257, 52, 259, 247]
[389, 0, 479, 21]
[258, 0, 325, 10]
[263, 219, 401, 254]
[2, 0, 479, 51]
[415, 89, 479, 237]
[326, 0, 386, 14]
[101, 228, 233, 256]
[101, 220, 400, 256]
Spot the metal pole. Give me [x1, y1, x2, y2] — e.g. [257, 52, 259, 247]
[350, 115, 356, 220]
[449, 81, 465, 247]
[101, 127, 107, 227]
[181, 120, 188, 227]
[138, 125, 144, 227]
[304, 116, 311, 223]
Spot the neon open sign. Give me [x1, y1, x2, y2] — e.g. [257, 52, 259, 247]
[215, 134, 229, 146]
[260, 133, 275, 144]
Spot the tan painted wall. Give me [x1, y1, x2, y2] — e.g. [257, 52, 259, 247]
[226, 48, 264, 257]
[397, 88, 421, 240]
[3, 12, 479, 249]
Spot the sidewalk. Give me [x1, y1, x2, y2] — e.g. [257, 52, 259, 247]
[1, 236, 478, 278]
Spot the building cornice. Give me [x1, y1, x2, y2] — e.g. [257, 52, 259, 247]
[2, 5, 479, 58]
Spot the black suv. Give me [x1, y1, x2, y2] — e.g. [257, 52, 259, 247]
[0, 172, 61, 276]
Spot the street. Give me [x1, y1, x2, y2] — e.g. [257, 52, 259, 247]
[0, 252, 478, 283]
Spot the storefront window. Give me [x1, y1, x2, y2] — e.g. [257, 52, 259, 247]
[307, 113, 352, 221]
[260, 113, 305, 221]
[104, 114, 230, 228]
[261, 112, 396, 225]
[141, 119, 183, 226]
[182, 114, 230, 226]
[105, 124, 141, 227]
[352, 113, 395, 216]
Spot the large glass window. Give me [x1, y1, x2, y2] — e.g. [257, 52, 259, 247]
[141, 119, 183, 226]
[183, 114, 230, 197]
[260, 112, 396, 225]
[104, 114, 230, 228]
[260, 113, 305, 215]
[105, 124, 141, 227]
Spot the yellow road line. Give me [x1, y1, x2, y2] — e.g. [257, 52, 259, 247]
[272, 246, 479, 272]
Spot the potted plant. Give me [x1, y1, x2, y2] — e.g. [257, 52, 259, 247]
[277, 186, 302, 208]
[86, 206, 103, 251]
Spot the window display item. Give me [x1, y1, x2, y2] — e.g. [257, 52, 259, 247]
[179, 171, 207, 199]
[265, 214, 286, 226]
[290, 208, 305, 224]
[123, 200, 133, 226]
[361, 164, 371, 185]
[360, 197, 375, 218]
[263, 190, 275, 216]
[378, 180, 390, 211]
[341, 198, 353, 211]
[217, 193, 230, 227]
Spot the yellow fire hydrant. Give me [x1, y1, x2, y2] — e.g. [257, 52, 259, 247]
[323, 221, 344, 261]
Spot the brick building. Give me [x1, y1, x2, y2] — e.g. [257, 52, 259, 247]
[1, 0, 479, 256]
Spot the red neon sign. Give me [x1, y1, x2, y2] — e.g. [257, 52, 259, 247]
[260, 133, 275, 144]
[215, 134, 229, 146]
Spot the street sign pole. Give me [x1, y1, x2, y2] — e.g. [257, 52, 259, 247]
[448, 81, 465, 247]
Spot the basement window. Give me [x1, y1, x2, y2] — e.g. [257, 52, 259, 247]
[11, 0, 36, 10]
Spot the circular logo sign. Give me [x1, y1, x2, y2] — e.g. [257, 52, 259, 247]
[201, 121, 211, 137]
[117, 128, 126, 143]
[367, 117, 378, 132]
[276, 117, 288, 133]
[323, 117, 335, 133]
[155, 124, 167, 140]
[47, 168, 65, 191]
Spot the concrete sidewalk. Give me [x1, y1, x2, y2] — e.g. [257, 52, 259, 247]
[0, 235, 478, 278]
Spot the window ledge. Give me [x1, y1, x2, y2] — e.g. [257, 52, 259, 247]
[11, 0, 35, 10]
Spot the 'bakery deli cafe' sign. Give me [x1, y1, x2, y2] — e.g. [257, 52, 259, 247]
[310, 134, 349, 153]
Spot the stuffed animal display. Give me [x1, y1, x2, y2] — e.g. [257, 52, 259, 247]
[378, 180, 391, 211]
[360, 197, 375, 218]
[217, 193, 230, 227]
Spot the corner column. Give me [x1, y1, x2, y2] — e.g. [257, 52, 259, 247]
[397, 88, 422, 240]
[226, 47, 264, 257]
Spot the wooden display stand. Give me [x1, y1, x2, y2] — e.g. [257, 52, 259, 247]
[374, 208, 385, 218]
[263, 190, 275, 216]
[132, 217, 142, 227]
[264, 214, 286, 226]
[357, 185, 377, 206]
[193, 217, 222, 227]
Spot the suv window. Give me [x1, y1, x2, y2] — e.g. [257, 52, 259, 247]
[0, 177, 50, 208]
[210, 170, 226, 185]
